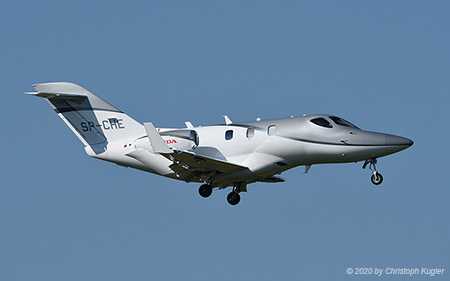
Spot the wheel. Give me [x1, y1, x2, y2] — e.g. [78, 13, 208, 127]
[199, 184, 212, 198]
[371, 172, 383, 185]
[227, 192, 240, 205]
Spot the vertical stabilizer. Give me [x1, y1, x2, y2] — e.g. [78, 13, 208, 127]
[28, 82, 145, 153]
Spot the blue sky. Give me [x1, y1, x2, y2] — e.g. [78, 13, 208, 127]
[1, 1, 449, 280]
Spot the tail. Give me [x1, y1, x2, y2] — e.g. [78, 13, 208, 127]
[27, 82, 145, 154]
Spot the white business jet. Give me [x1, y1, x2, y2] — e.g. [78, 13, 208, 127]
[27, 82, 413, 205]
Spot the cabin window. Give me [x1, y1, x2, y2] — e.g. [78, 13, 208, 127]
[246, 127, 255, 139]
[310, 117, 332, 128]
[268, 125, 277, 136]
[225, 130, 233, 140]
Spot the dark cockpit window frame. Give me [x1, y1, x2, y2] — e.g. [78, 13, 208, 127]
[310, 117, 333, 128]
[329, 116, 360, 129]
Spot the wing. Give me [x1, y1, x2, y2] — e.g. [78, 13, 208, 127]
[163, 149, 247, 176]
[144, 122, 248, 182]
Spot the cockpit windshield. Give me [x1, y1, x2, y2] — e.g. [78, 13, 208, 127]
[310, 117, 332, 128]
[329, 116, 359, 129]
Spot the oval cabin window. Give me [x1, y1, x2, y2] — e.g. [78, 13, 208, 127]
[268, 125, 277, 136]
[225, 130, 233, 140]
[246, 127, 255, 139]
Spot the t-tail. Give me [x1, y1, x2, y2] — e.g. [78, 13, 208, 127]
[26, 82, 146, 156]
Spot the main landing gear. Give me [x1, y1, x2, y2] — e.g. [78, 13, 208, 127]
[226, 182, 245, 205]
[198, 183, 212, 198]
[227, 191, 240, 205]
[363, 158, 383, 185]
[198, 182, 245, 206]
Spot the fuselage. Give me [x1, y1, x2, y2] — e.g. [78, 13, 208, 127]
[29, 82, 414, 205]
[98, 114, 413, 188]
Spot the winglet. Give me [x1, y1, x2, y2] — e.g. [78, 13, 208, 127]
[144, 122, 173, 154]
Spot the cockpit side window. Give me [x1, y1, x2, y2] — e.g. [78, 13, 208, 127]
[310, 117, 332, 128]
[329, 116, 359, 129]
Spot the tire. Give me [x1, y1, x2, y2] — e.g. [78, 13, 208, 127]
[199, 184, 212, 198]
[371, 172, 383, 185]
[227, 192, 240, 205]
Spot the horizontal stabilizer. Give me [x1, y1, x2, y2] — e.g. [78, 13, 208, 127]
[25, 91, 86, 100]
[126, 149, 173, 175]
[31, 82, 121, 113]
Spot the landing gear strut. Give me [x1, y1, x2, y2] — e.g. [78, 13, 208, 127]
[363, 158, 383, 185]
[226, 182, 246, 206]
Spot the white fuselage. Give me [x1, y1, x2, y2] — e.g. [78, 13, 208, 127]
[88, 115, 412, 189]
[29, 82, 413, 204]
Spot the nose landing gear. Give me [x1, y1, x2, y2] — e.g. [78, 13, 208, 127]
[371, 172, 383, 185]
[363, 158, 383, 185]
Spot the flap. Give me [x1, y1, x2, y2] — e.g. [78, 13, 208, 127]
[162, 149, 247, 175]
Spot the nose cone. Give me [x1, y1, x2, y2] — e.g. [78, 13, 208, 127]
[385, 135, 414, 147]
[360, 131, 413, 147]
[358, 131, 413, 158]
